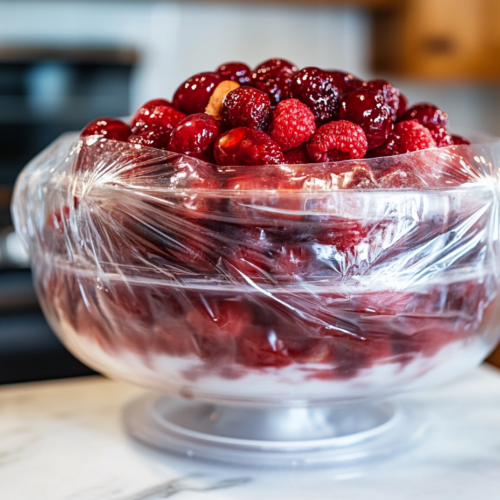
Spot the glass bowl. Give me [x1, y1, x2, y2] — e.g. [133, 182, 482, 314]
[12, 133, 500, 467]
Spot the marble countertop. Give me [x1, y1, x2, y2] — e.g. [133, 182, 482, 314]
[1, 366, 500, 500]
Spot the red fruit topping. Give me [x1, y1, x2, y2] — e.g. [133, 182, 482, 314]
[394, 120, 436, 153]
[237, 328, 291, 368]
[288, 67, 340, 124]
[250, 58, 297, 105]
[397, 93, 408, 119]
[173, 72, 221, 114]
[307, 120, 368, 162]
[81, 118, 130, 141]
[363, 79, 401, 119]
[132, 105, 186, 135]
[214, 127, 285, 166]
[271, 245, 314, 279]
[45, 205, 72, 232]
[342, 164, 377, 188]
[400, 103, 449, 129]
[127, 127, 172, 150]
[366, 136, 399, 158]
[168, 113, 221, 159]
[284, 145, 311, 164]
[338, 89, 392, 149]
[327, 70, 363, 94]
[316, 220, 366, 252]
[451, 134, 471, 145]
[379, 168, 424, 188]
[426, 124, 454, 147]
[222, 86, 272, 131]
[187, 299, 252, 340]
[270, 98, 316, 151]
[130, 98, 172, 129]
[217, 62, 251, 85]
[227, 246, 273, 279]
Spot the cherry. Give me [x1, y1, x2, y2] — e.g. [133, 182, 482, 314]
[168, 113, 221, 159]
[217, 62, 251, 84]
[237, 327, 292, 368]
[130, 98, 172, 129]
[222, 86, 272, 131]
[362, 79, 401, 119]
[250, 58, 297, 105]
[131, 104, 186, 135]
[127, 127, 172, 150]
[80, 118, 130, 141]
[288, 67, 340, 124]
[338, 89, 392, 149]
[400, 103, 449, 129]
[172, 72, 222, 114]
[327, 70, 363, 94]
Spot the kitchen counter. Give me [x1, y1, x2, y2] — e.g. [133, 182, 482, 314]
[1, 365, 500, 500]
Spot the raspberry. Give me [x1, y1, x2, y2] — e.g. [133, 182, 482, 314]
[306, 120, 368, 162]
[172, 72, 221, 114]
[363, 79, 401, 119]
[284, 145, 311, 164]
[394, 120, 436, 153]
[288, 67, 340, 124]
[127, 127, 172, 150]
[327, 70, 363, 94]
[400, 103, 449, 129]
[338, 89, 392, 149]
[222, 86, 271, 131]
[426, 124, 454, 147]
[217, 62, 251, 85]
[130, 98, 172, 129]
[250, 58, 297, 105]
[81, 118, 130, 141]
[131, 104, 186, 135]
[270, 98, 316, 151]
[214, 127, 285, 166]
[451, 134, 471, 145]
[168, 113, 221, 159]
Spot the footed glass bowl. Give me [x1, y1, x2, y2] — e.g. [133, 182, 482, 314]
[12, 133, 500, 466]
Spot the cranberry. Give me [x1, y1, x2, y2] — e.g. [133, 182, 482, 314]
[327, 70, 363, 94]
[250, 58, 297, 105]
[288, 67, 340, 124]
[214, 127, 285, 166]
[363, 79, 401, 119]
[81, 118, 130, 141]
[284, 145, 311, 164]
[131, 104, 186, 135]
[217, 62, 251, 84]
[426, 124, 454, 147]
[127, 127, 172, 150]
[338, 89, 392, 149]
[222, 86, 272, 131]
[130, 98, 172, 129]
[186, 298, 253, 340]
[400, 103, 449, 129]
[307, 120, 368, 162]
[270, 98, 316, 151]
[172, 72, 221, 114]
[168, 113, 221, 159]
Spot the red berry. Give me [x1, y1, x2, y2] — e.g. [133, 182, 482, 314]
[128, 127, 172, 150]
[397, 93, 408, 119]
[307, 120, 368, 162]
[379, 168, 424, 188]
[214, 127, 285, 166]
[168, 113, 221, 159]
[341, 164, 377, 188]
[130, 98, 172, 129]
[81, 118, 130, 141]
[132, 104, 186, 135]
[250, 58, 297, 105]
[365, 135, 399, 158]
[316, 219, 366, 252]
[271, 245, 314, 279]
[426, 124, 454, 147]
[451, 134, 471, 145]
[227, 246, 273, 279]
[222, 86, 272, 131]
[400, 103, 449, 129]
[327, 70, 363, 94]
[363, 79, 401, 119]
[270, 98, 316, 151]
[288, 67, 339, 124]
[217, 61, 251, 85]
[237, 327, 291, 368]
[284, 145, 311, 164]
[394, 119, 436, 153]
[173, 72, 222, 114]
[338, 89, 392, 149]
[186, 298, 252, 340]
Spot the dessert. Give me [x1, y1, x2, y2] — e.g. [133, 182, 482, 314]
[14, 59, 500, 405]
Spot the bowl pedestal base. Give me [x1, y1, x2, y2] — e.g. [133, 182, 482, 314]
[123, 394, 427, 467]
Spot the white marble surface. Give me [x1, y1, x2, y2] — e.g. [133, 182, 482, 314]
[1, 366, 500, 500]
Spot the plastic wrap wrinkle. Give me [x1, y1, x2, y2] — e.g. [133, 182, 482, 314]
[12, 132, 500, 405]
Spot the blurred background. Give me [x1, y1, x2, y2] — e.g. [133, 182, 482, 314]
[0, 0, 499, 384]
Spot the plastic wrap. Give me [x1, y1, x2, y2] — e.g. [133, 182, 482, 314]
[12, 133, 500, 405]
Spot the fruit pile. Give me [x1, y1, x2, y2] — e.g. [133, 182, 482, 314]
[80, 58, 469, 168]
